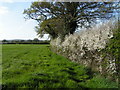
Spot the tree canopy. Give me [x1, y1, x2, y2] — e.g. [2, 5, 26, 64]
[23, 2, 119, 39]
[35, 17, 65, 39]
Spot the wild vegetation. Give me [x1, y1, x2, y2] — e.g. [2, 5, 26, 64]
[102, 19, 120, 86]
[2, 44, 118, 88]
[50, 18, 120, 84]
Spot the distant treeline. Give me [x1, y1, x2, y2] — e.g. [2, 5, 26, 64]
[2, 39, 50, 44]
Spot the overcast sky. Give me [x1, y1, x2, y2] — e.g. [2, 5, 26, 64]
[0, 0, 49, 40]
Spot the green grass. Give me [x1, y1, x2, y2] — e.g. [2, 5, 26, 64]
[2, 44, 118, 88]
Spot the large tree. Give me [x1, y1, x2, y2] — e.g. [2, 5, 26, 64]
[23, 2, 119, 39]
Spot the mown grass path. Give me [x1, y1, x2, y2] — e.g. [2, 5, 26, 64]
[2, 44, 118, 88]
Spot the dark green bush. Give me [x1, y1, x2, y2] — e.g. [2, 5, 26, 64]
[102, 20, 120, 86]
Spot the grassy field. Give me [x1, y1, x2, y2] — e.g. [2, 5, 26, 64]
[2, 44, 118, 88]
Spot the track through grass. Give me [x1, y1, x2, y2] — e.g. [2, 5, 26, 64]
[2, 44, 118, 88]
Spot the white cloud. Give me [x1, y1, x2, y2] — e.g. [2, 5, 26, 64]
[0, 6, 9, 15]
[0, 0, 14, 3]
